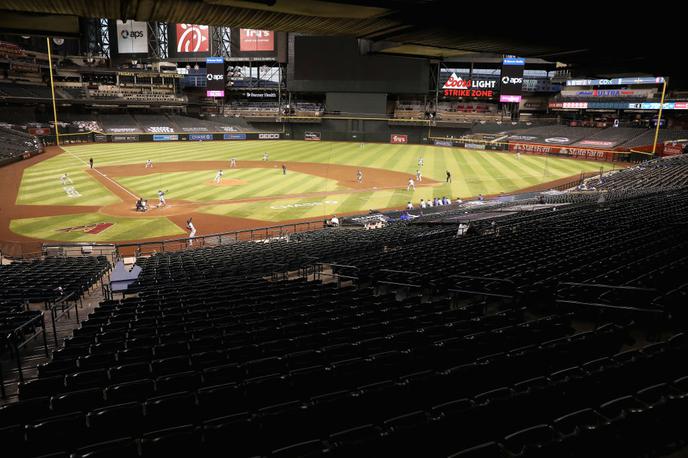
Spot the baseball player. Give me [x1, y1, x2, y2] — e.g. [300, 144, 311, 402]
[416, 169, 422, 182]
[407, 177, 416, 191]
[60, 173, 73, 186]
[145, 159, 153, 168]
[229, 157, 237, 168]
[157, 190, 167, 207]
[187, 218, 197, 246]
[356, 169, 363, 183]
[262, 152, 269, 161]
[516, 152, 521, 160]
[214, 170, 224, 184]
[417, 157, 424, 168]
[446, 170, 452, 183]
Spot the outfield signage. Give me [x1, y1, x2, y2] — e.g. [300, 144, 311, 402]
[189, 134, 213, 141]
[116, 20, 148, 54]
[258, 133, 281, 140]
[112, 135, 139, 142]
[305, 131, 321, 141]
[508, 142, 610, 161]
[390, 134, 408, 144]
[576, 140, 616, 148]
[663, 140, 687, 157]
[560, 89, 655, 98]
[551, 101, 688, 111]
[442, 73, 497, 98]
[28, 127, 50, 136]
[566, 77, 665, 86]
[223, 133, 247, 140]
[153, 134, 179, 141]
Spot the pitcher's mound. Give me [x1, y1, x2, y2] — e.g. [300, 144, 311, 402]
[209, 179, 248, 186]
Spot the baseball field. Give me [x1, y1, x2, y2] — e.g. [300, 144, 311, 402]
[0, 140, 617, 248]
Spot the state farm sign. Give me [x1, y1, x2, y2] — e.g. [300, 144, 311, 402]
[442, 73, 497, 98]
[390, 134, 408, 144]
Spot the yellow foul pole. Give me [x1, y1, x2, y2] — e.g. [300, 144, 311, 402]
[46, 37, 60, 146]
[651, 79, 667, 156]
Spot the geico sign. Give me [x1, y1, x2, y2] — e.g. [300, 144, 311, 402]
[258, 133, 280, 139]
[501, 76, 523, 84]
[206, 73, 224, 81]
[121, 30, 144, 39]
[443, 73, 496, 90]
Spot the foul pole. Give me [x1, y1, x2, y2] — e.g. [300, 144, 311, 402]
[651, 79, 668, 156]
[46, 37, 60, 146]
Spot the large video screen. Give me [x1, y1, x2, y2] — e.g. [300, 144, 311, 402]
[499, 57, 525, 103]
[289, 36, 429, 93]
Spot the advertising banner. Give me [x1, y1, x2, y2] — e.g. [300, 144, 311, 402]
[508, 142, 609, 161]
[499, 57, 525, 103]
[390, 134, 408, 144]
[116, 20, 148, 54]
[189, 134, 214, 141]
[663, 141, 687, 156]
[223, 133, 247, 140]
[305, 131, 321, 141]
[239, 29, 274, 52]
[566, 77, 665, 86]
[176, 24, 209, 53]
[28, 127, 50, 136]
[112, 135, 140, 142]
[94, 134, 108, 143]
[153, 134, 179, 142]
[258, 133, 281, 140]
[433, 140, 454, 147]
[576, 140, 616, 148]
[206, 56, 225, 97]
[464, 143, 486, 150]
[442, 73, 497, 98]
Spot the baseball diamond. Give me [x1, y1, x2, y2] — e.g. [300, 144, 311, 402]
[0, 140, 614, 246]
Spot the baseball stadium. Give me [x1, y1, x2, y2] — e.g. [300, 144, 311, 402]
[1, 2, 687, 458]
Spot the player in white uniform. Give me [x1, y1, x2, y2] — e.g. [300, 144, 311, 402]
[356, 169, 363, 183]
[407, 178, 416, 191]
[60, 173, 73, 186]
[262, 152, 269, 161]
[145, 159, 153, 168]
[187, 218, 197, 246]
[417, 157, 424, 168]
[229, 157, 237, 168]
[157, 190, 167, 207]
[214, 170, 224, 184]
[416, 169, 422, 182]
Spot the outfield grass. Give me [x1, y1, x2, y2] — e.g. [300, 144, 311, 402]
[10, 140, 619, 242]
[114, 169, 343, 202]
[16, 152, 121, 206]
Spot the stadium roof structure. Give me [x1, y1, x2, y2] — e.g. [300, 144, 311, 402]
[0, 0, 683, 82]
